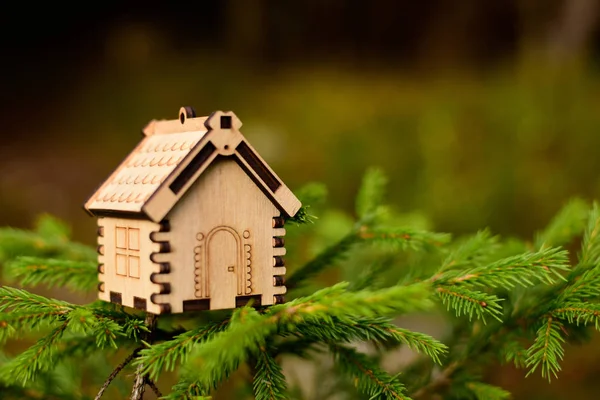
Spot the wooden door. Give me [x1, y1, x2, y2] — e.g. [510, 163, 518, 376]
[207, 227, 241, 309]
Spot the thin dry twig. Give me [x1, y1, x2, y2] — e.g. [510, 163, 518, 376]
[411, 362, 459, 400]
[147, 379, 163, 398]
[131, 313, 158, 400]
[95, 347, 143, 400]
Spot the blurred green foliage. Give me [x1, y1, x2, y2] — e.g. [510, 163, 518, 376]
[6, 57, 600, 246]
[2, 3, 600, 397]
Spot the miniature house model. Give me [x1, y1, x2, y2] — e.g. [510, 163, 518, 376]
[84, 108, 301, 314]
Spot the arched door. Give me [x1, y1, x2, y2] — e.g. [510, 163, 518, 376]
[206, 227, 243, 309]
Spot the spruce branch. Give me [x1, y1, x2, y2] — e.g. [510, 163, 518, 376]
[294, 317, 447, 364]
[0, 215, 96, 264]
[286, 206, 316, 226]
[0, 287, 75, 342]
[410, 362, 460, 399]
[137, 320, 229, 381]
[557, 266, 600, 302]
[349, 257, 393, 291]
[170, 283, 432, 398]
[466, 382, 511, 400]
[435, 286, 503, 322]
[288, 168, 448, 290]
[534, 197, 589, 249]
[355, 167, 388, 223]
[580, 202, 600, 265]
[360, 227, 450, 252]
[0, 286, 75, 314]
[169, 308, 265, 397]
[288, 228, 447, 290]
[253, 345, 288, 400]
[330, 343, 409, 400]
[0, 311, 64, 343]
[287, 232, 361, 289]
[7, 257, 97, 292]
[1, 322, 69, 384]
[499, 335, 528, 369]
[552, 303, 600, 329]
[435, 247, 570, 289]
[287, 182, 328, 226]
[94, 347, 142, 400]
[147, 379, 163, 398]
[526, 317, 565, 381]
[439, 229, 499, 272]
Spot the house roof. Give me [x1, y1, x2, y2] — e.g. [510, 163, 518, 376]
[84, 108, 301, 222]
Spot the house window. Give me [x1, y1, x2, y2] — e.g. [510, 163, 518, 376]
[115, 226, 140, 278]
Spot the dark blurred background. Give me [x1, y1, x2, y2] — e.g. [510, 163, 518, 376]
[2, 1, 600, 398]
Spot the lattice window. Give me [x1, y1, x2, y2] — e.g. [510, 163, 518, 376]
[115, 226, 140, 278]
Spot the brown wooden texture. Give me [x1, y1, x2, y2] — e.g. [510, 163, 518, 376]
[85, 110, 301, 222]
[90, 108, 299, 313]
[163, 157, 284, 312]
[97, 217, 165, 314]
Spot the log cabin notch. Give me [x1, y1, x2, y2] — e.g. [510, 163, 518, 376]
[84, 108, 301, 314]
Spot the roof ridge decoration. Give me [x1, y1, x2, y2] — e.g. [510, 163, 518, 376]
[84, 108, 301, 222]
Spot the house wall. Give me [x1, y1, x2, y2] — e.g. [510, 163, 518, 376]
[97, 217, 163, 314]
[160, 157, 286, 312]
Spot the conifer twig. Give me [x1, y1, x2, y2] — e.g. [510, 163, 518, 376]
[95, 347, 143, 400]
[131, 313, 157, 400]
[410, 361, 459, 399]
[147, 379, 163, 398]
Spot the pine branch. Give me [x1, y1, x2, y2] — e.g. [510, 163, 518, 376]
[0, 311, 64, 343]
[288, 168, 448, 290]
[410, 362, 460, 399]
[557, 266, 600, 302]
[286, 206, 316, 226]
[534, 198, 589, 249]
[137, 320, 229, 381]
[281, 282, 433, 322]
[1, 322, 69, 384]
[169, 308, 266, 397]
[0, 287, 77, 343]
[499, 334, 528, 369]
[466, 382, 511, 400]
[7, 257, 97, 292]
[286, 232, 361, 289]
[580, 202, 600, 265]
[439, 229, 499, 272]
[330, 343, 409, 400]
[162, 379, 211, 400]
[170, 282, 432, 398]
[436, 247, 570, 289]
[286, 182, 328, 225]
[0, 215, 96, 264]
[288, 228, 447, 290]
[253, 345, 288, 400]
[360, 227, 450, 252]
[552, 303, 600, 329]
[294, 317, 447, 364]
[526, 317, 565, 381]
[0, 286, 75, 314]
[94, 347, 142, 400]
[355, 167, 388, 223]
[348, 257, 393, 291]
[435, 286, 503, 322]
[147, 379, 163, 398]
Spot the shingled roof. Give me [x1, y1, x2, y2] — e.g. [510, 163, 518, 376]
[84, 108, 301, 222]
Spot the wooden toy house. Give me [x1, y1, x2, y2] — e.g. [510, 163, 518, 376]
[84, 108, 301, 314]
